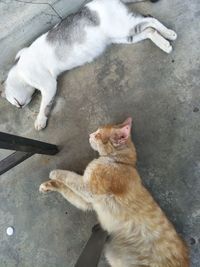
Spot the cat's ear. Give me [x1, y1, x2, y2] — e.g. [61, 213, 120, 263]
[121, 117, 132, 128]
[111, 117, 132, 146]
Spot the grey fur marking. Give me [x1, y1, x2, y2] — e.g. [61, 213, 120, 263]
[47, 7, 100, 45]
[129, 14, 153, 36]
[13, 57, 20, 66]
[44, 99, 54, 117]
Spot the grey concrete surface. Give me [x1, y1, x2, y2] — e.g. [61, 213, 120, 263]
[0, 0, 85, 79]
[0, 0, 200, 266]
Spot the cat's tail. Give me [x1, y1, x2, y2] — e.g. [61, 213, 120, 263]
[121, 0, 160, 3]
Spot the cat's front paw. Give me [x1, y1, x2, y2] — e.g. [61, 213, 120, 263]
[34, 116, 47, 131]
[49, 169, 70, 182]
[39, 181, 53, 193]
[49, 170, 59, 180]
[39, 180, 60, 193]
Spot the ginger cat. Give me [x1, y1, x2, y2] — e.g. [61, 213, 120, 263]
[40, 118, 189, 267]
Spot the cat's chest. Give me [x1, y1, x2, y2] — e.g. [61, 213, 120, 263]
[83, 157, 111, 182]
[83, 160, 97, 183]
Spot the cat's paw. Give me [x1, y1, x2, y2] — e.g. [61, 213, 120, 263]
[34, 116, 47, 131]
[39, 180, 60, 193]
[164, 42, 173, 54]
[157, 35, 172, 53]
[49, 170, 59, 180]
[165, 29, 177, 41]
[39, 181, 53, 193]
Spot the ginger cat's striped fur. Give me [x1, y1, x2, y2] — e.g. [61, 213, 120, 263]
[40, 118, 189, 267]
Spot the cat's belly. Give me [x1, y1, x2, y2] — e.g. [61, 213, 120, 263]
[97, 207, 152, 266]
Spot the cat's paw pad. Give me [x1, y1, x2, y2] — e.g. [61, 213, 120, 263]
[34, 116, 47, 131]
[39, 182, 53, 193]
[167, 30, 177, 41]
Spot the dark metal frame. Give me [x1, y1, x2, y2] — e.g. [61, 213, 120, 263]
[75, 224, 108, 267]
[0, 132, 59, 175]
[0, 132, 107, 266]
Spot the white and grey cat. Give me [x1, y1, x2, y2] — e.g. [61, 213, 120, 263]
[2, 0, 177, 131]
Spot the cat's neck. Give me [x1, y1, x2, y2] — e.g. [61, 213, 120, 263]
[100, 141, 137, 167]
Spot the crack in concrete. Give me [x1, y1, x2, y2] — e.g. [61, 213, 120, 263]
[42, 11, 60, 19]
[13, 0, 63, 20]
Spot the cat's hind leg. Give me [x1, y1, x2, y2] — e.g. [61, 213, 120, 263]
[147, 28, 172, 53]
[113, 30, 150, 44]
[39, 180, 93, 211]
[113, 28, 172, 53]
[137, 16, 177, 41]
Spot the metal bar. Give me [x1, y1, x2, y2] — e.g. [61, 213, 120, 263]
[75, 224, 108, 267]
[0, 132, 58, 155]
[0, 151, 34, 176]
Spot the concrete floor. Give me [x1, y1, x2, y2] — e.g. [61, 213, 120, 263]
[0, 0, 200, 266]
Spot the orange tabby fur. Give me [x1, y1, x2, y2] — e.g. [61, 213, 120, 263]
[40, 118, 189, 267]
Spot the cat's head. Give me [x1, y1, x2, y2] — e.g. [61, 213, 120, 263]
[2, 66, 35, 108]
[89, 118, 134, 156]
